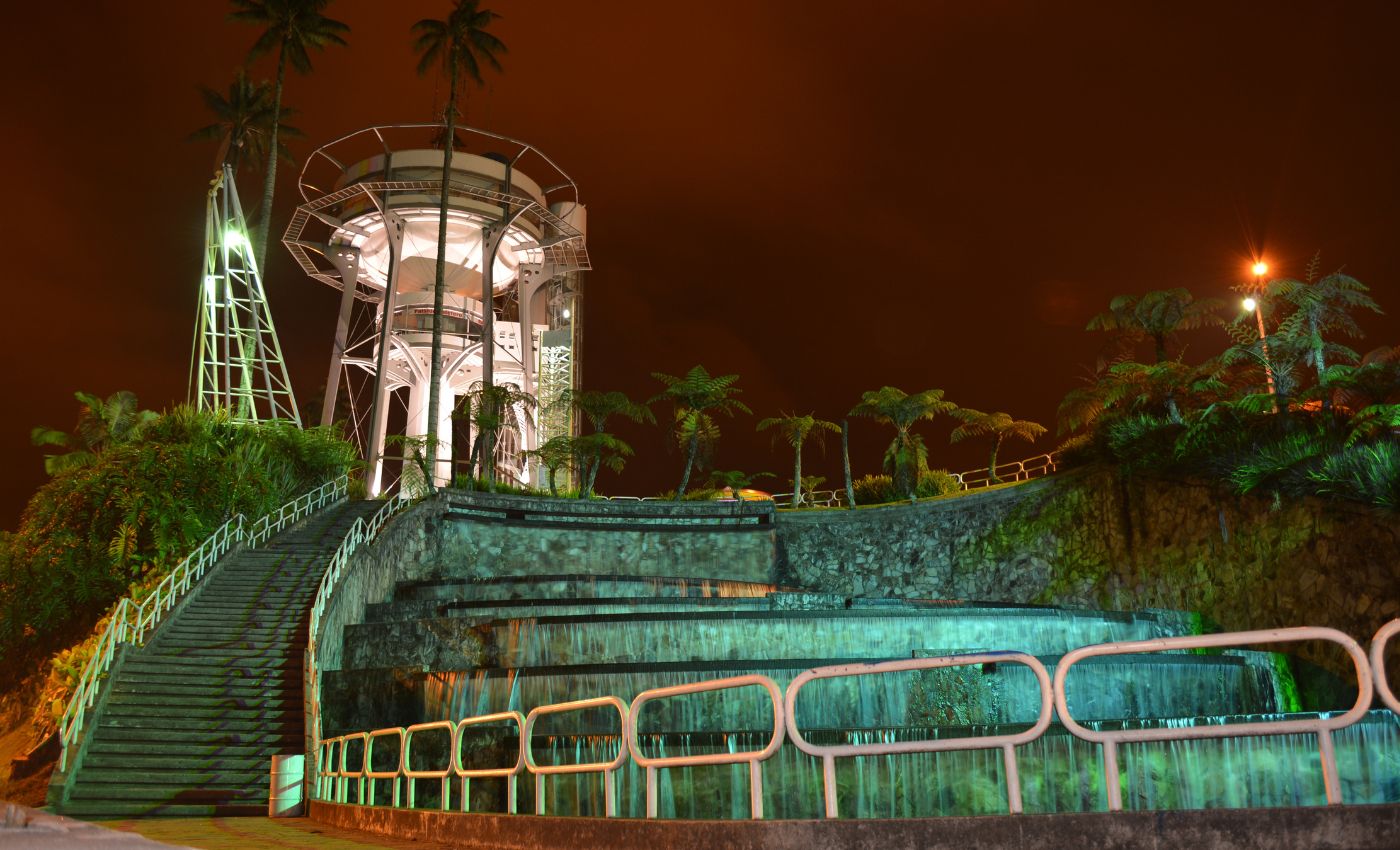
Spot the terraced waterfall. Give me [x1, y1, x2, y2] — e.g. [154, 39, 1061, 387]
[313, 490, 1400, 823]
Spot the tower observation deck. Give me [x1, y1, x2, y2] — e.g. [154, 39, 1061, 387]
[284, 124, 589, 494]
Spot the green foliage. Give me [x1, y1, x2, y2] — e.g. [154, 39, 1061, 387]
[188, 68, 302, 172]
[651, 365, 751, 498]
[1307, 441, 1400, 510]
[850, 387, 956, 501]
[1086, 287, 1225, 364]
[1062, 275, 1400, 510]
[850, 469, 959, 504]
[0, 404, 355, 667]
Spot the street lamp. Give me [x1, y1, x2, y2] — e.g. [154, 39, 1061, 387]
[1246, 260, 1276, 402]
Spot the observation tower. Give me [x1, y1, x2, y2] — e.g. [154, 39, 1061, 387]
[283, 125, 589, 494]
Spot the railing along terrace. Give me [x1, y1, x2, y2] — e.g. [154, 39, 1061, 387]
[315, 618, 1400, 819]
[59, 474, 349, 771]
[306, 488, 419, 766]
[770, 451, 1063, 508]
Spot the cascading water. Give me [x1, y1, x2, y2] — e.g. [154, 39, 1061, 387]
[331, 570, 1400, 819]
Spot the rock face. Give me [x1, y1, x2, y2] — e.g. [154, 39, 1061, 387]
[776, 467, 1400, 679]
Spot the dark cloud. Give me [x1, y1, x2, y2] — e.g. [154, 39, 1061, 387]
[3, 1, 1399, 524]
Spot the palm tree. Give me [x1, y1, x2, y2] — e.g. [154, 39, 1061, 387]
[230, 0, 349, 266]
[522, 435, 574, 497]
[756, 413, 840, 507]
[557, 389, 654, 492]
[32, 391, 158, 475]
[949, 409, 1047, 484]
[1268, 264, 1380, 402]
[571, 433, 634, 498]
[412, 1, 506, 490]
[849, 387, 956, 502]
[189, 69, 301, 174]
[1087, 288, 1224, 364]
[651, 366, 751, 499]
[456, 381, 535, 489]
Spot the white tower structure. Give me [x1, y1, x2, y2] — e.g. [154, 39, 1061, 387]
[190, 164, 301, 424]
[283, 125, 588, 495]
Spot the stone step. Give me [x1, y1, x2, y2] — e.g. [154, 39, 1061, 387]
[95, 714, 299, 732]
[118, 663, 300, 681]
[105, 693, 299, 711]
[85, 742, 277, 760]
[149, 637, 306, 652]
[156, 626, 299, 639]
[70, 770, 266, 789]
[118, 655, 299, 671]
[56, 800, 266, 818]
[88, 728, 300, 748]
[139, 647, 300, 660]
[101, 702, 295, 722]
[111, 680, 292, 702]
[82, 753, 270, 772]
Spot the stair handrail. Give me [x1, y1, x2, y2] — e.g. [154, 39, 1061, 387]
[306, 489, 417, 761]
[57, 472, 349, 771]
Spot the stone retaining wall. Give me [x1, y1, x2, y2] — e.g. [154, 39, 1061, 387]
[777, 467, 1400, 683]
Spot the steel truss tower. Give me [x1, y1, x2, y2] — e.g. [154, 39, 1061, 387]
[190, 165, 301, 424]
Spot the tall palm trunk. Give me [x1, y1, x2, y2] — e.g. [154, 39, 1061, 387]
[895, 428, 916, 502]
[988, 437, 1002, 484]
[254, 44, 288, 269]
[841, 419, 855, 509]
[677, 430, 700, 499]
[426, 68, 458, 492]
[586, 458, 601, 497]
[791, 438, 803, 507]
[1309, 315, 1332, 412]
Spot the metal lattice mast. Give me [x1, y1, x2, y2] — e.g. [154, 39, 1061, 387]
[191, 165, 301, 424]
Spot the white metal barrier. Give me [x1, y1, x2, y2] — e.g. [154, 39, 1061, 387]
[523, 696, 630, 816]
[313, 618, 1400, 819]
[785, 653, 1054, 817]
[770, 451, 1063, 508]
[404, 721, 456, 810]
[952, 452, 1061, 491]
[1371, 619, 1400, 715]
[1053, 627, 1374, 810]
[305, 488, 417, 787]
[58, 473, 348, 771]
[455, 711, 527, 814]
[625, 675, 785, 819]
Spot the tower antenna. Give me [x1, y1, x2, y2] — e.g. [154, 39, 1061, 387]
[190, 164, 301, 424]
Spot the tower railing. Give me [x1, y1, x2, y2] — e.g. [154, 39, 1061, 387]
[313, 617, 1400, 819]
[58, 474, 348, 771]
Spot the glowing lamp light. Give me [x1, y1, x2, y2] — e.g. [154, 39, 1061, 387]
[1251, 261, 1268, 277]
[561, 308, 571, 319]
[1243, 297, 1258, 312]
[224, 228, 248, 248]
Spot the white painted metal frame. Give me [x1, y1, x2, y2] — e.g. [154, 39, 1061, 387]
[523, 697, 630, 817]
[770, 451, 1064, 508]
[1053, 627, 1374, 811]
[364, 727, 407, 807]
[404, 720, 457, 810]
[454, 711, 527, 814]
[625, 675, 786, 819]
[1370, 619, 1400, 714]
[785, 653, 1054, 818]
[311, 620, 1400, 819]
[59, 474, 347, 771]
[305, 489, 417, 771]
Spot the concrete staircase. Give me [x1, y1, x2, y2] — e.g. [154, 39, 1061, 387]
[56, 500, 381, 818]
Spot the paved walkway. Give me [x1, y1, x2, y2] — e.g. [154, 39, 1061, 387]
[2, 804, 457, 849]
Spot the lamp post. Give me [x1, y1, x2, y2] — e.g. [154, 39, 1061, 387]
[1245, 260, 1277, 403]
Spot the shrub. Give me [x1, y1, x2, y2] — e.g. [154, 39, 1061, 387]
[0, 408, 355, 671]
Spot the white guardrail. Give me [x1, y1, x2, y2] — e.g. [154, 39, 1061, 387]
[306, 489, 417, 764]
[771, 452, 1063, 508]
[58, 474, 349, 771]
[315, 618, 1400, 819]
